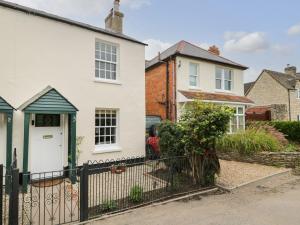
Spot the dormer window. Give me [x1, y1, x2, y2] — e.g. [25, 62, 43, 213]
[216, 67, 233, 91]
[95, 41, 117, 81]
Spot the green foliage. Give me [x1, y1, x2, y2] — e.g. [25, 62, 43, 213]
[179, 101, 234, 153]
[270, 121, 300, 143]
[216, 129, 282, 155]
[102, 200, 117, 212]
[158, 121, 185, 158]
[129, 185, 143, 203]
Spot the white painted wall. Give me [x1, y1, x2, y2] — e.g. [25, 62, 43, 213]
[0, 113, 6, 167]
[0, 6, 145, 170]
[176, 56, 245, 103]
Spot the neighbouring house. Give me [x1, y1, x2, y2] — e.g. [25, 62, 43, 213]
[0, 0, 146, 175]
[145, 41, 254, 133]
[245, 66, 300, 121]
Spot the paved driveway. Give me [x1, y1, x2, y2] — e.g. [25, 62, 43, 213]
[91, 172, 300, 225]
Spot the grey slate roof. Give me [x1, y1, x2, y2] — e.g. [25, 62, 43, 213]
[264, 70, 299, 90]
[244, 82, 255, 95]
[0, 0, 145, 46]
[146, 40, 248, 70]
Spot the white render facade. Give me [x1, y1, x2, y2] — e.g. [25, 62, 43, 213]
[175, 55, 252, 133]
[0, 2, 145, 173]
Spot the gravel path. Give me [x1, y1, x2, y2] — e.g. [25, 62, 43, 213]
[217, 159, 291, 189]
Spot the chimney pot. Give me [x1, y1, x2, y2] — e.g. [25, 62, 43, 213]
[105, 0, 124, 33]
[284, 65, 297, 77]
[208, 45, 220, 56]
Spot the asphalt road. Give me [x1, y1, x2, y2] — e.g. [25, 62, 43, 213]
[91, 172, 300, 225]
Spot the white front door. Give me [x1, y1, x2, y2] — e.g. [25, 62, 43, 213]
[30, 114, 64, 176]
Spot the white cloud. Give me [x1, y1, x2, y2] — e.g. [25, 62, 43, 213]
[224, 32, 269, 53]
[288, 23, 300, 36]
[7, 0, 150, 18]
[144, 39, 172, 60]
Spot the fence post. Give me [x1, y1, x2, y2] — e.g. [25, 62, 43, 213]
[9, 168, 19, 225]
[0, 164, 3, 225]
[80, 163, 89, 222]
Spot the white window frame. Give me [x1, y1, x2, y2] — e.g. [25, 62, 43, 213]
[297, 89, 300, 99]
[95, 40, 119, 83]
[94, 109, 121, 153]
[189, 63, 199, 88]
[229, 106, 245, 133]
[216, 67, 233, 91]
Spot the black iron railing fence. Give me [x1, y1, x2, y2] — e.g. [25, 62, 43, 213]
[1, 155, 211, 225]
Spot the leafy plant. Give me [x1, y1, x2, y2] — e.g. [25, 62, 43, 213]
[270, 121, 300, 143]
[129, 185, 143, 203]
[216, 128, 282, 155]
[179, 101, 233, 185]
[102, 200, 117, 212]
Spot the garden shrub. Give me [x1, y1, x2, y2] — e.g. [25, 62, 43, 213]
[270, 121, 300, 143]
[247, 121, 300, 143]
[179, 101, 233, 185]
[129, 185, 143, 203]
[216, 128, 282, 155]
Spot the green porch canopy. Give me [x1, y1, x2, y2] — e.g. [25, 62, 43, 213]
[0, 96, 14, 171]
[18, 86, 78, 183]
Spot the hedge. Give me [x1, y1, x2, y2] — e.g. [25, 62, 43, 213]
[270, 121, 300, 143]
[247, 121, 300, 143]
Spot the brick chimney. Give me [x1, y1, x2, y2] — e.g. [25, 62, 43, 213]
[284, 64, 297, 77]
[208, 45, 220, 56]
[105, 0, 124, 33]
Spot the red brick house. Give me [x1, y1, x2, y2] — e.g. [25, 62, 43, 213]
[145, 40, 254, 133]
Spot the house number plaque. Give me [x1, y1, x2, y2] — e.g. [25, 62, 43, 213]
[43, 135, 53, 139]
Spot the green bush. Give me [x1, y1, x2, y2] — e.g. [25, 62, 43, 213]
[158, 121, 185, 158]
[102, 200, 117, 212]
[270, 121, 300, 143]
[216, 129, 282, 155]
[129, 185, 143, 203]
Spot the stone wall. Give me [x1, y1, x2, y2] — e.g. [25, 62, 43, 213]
[218, 151, 300, 168]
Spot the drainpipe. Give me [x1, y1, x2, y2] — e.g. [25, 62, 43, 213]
[172, 58, 177, 122]
[288, 89, 292, 121]
[166, 60, 170, 120]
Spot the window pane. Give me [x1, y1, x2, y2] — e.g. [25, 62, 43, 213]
[225, 80, 231, 90]
[224, 69, 232, 80]
[100, 62, 105, 70]
[100, 70, 105, 78]
[95, 110, 118, 146]
[216, 79, 222, 89]
[95, 70, 100, 78]
[216, 68, 222, 79]
[238, 107, 244, 114]
[190, 63, 198, 75]
[190, 76, 197, 86]
[238, 115, 245, 131]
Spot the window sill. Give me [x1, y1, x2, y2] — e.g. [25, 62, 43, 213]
[214, 89, 233, 94]
[94, 78, 122, 85]
[93, 145, 122, 154]
[189, 86, 201, 91]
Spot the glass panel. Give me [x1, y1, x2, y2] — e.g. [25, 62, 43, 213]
[35, 114, 60, 127]
[95, 70, 100, 78]
[216, 79, 222, 89]
[190, 76, 197, 86]
[230, 116, 237, 133]
[238, 115, 245, 131]
[224, 69, 232, 80]
[190, 63, 198, 75]
[238, 107, 244, 114]
[112, 46, 117, 54]
[225, 80, 231, 90]
[216, 67, 222, 79]
[100, 62, 105, 70]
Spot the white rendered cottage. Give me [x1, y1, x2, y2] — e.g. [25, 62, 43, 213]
[0, 0, 146, 175]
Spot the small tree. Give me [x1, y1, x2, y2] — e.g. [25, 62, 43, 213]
[180, 101, 233, 185]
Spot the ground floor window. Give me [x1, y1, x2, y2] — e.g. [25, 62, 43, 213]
[229, 106, 245, 133]
[95, 109, 117, 145]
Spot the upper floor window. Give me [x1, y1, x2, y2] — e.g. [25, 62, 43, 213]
[216, 67, 233, 91]
[297, 89, 300, 99]
[189, 63, 199, 87]
[95, 41, 117, 80]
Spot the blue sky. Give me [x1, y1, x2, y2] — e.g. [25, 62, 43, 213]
[8, 0, 300, 82]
